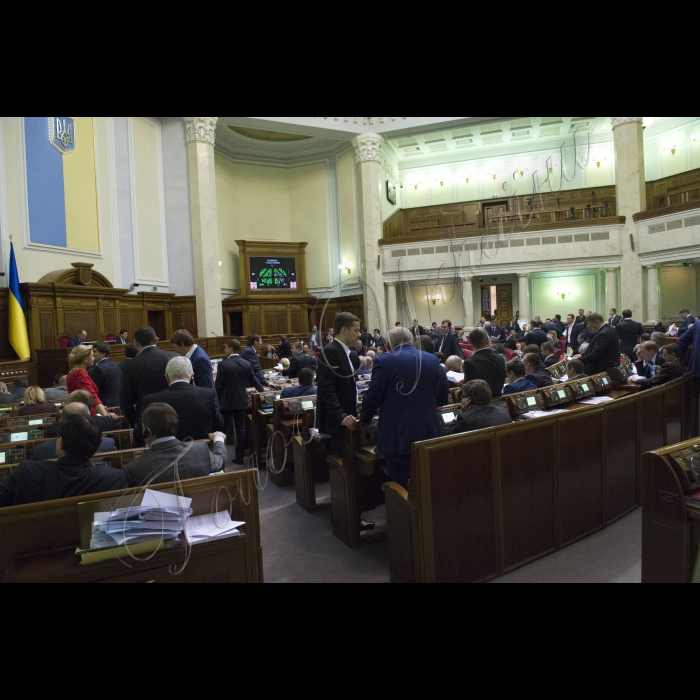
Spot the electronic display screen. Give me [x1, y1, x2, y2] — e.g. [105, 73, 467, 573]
[250, 257, 297, 290]
[28, 420, 43, 426]
[301, 401, 314, 411]
[275, 394, 282, 400]
[582, 384, 590, 392]
[602, 378, 609, 386]
[442, 412, 456, 423]
[527, 397, 538, 407]
[0, 453, 5, 464]
[0, 408, 12, 413]
[558, 390, 567, 399]
[11, 432, 28, 443]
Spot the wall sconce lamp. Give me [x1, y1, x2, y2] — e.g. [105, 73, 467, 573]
[426, 294, 442, 307]
[555, 291, 571, 301]
[338, 264, 351, 276]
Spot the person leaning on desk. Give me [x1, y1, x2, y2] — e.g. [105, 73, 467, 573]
[573, 313, 621, 376]
[443, 380, 513, 436]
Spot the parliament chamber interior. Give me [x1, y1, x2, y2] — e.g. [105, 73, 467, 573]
[0, 115, 699, 584]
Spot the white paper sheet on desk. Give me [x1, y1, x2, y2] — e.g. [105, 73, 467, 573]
[141, 490, 192, 510]
[579, 396, 615, 405]
[184, 511, 245, 546]
[275, 364, 284, 371]
[446, 372, 465, 384]
[521, 409, 569, 419]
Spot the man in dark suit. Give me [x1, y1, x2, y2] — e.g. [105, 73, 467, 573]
[360, 328, 374, 350]
[609, 309, 622, 327]
[281, 369, 317, 399]
[124, 403, 227, 487]
[615, 309, 643, 360]
[437, 320, 465, 360]
[541, 343, 558, 368]
[241, 335, 273, 389]
[429, 323, 442, 344]
[0, 413, 128, 508]
[678, 323, 700, 399]
[116, 330, 129, 345]
[216, 340, 265, 465]
[120, 326, 177, 446]
[371, 330, 386, 349]
[170, 330, 216, 394]
[563, 359, 588, 383]
[67, 330, 88, 348]
[678, 310, 696, 336]
[410, 320, 424, 340]
[576, 310, 588, 328]
[524, 322, 549, 348]
[484, 320, 506, 342]
[523, 353, 555, 388]
[142, 356, 223, 444]
[445, 380, 513, 436]
[33, 402, 116, 461]
[276, 336, 293, 360]
[462, 328, 508, 397]
[87, 343, 122, 408]
[577, 314, 621, 376]
[308, 326, 322, 351]
[634, 341, 661, 380]
[44, 390, 119, 439]
[360, 327, 448, 490]
[317, 312, 361, 456]
[638, 344, 686, 391]
[563, 315, 583, 355]
[282, 342, 313, 379]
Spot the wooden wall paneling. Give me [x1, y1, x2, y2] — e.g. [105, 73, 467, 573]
[664, 380, 685, 447]
[558, 409, 605, 547]
[639, 390, 666, 457]
[64, 310, 99, 341]
[39, 312, 56, 350]
[604, 394, 640, 524]
[499, 420, 557, 572]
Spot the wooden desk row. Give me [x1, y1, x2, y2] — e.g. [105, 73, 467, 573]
[381, 373, 694, 583]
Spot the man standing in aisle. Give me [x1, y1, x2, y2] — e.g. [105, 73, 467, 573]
[170, 330, 216, 394]
[241, 335, 274, 390]
[609, 309, 622, 327]
[577, 313, 621, 376]
[317, 313, 361, 456]
[438, 320, 465, 360]
[360, 327, 447, 490]
[563, 314, 583, 356]
[615, 310, 644, 361]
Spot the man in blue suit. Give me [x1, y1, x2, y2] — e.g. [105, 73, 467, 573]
[678, 321, 700, 397]
[360, 327, 448, 489]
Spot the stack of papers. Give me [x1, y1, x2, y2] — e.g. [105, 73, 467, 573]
[446, 371, 465, 384]
[579, 396, 615, 405]
[184, 511, 244, 546]
[521, 409, 569, 419]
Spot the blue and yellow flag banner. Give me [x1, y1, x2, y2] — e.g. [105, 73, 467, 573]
[8, 244, 30, 361]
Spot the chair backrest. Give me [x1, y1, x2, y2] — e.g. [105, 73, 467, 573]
[58, 335, 71, 350]
[105, 333, 117, 342]
[504, 349, 515, 360]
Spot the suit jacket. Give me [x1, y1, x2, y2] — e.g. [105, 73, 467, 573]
[308, 330, 323, 348]
[45, 415, 118, 440]
[317, 340, 360, 453]
[189, 345, 215, 391]
[616, 319, 644, 358]
[282, 352, 313, 379]
[240, 346, 269, 387]
[544, 355, 558, 368]
[525, 370, 555, 388]
[680, 315, 696, 334]
[88, 358, 122, 408]
[360, 345, 447, 457]
[438, 331, 465, 360]
[503, 378, 538, 395]
[640, 359, 686, 391]
[216, 355, 264, 412]
[372, 336, 386, 348]
[280, 386, 318, 399]
[504, 337, 518, 351]
[463, 349, 508, 397]
[576, 315, 588, 327]
[360, 332, 373, 349]
[411, 326, 424, 338]
[115, 337, 128, 345]
[0, 457, 128, 508]
[486, 326, 506, 342]
[524, 330, 549, 348]
[447, 405, 513, 435]
[67, 337, 84, 348]
[505, 323, 521, 335]
[582, 324, 621, 376]
[563, 323, 583, 354]
[44, 386, 69, 402]
[609, 315, 622, 327]
[0, 393, 18, 406]
[635, 360, 657, 380]
[120, 346, 177, 428]
[124, 438, 227, 488]
[277, 341, 293, 360]
[33, 437, 117, 462]
[143, 383, 223, 442]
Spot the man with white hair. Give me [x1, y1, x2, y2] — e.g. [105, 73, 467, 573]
[141, 356, 223, 443]
[360, 326, 448, 489]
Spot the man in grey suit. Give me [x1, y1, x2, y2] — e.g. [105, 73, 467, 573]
[124, 403, 227, 488]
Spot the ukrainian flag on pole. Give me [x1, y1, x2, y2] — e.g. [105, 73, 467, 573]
[8, 244, 30, 361]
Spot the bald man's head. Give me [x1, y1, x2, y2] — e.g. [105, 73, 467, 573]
[0, 383, 7, 394]
[61, 402, 90, 418]
[66, 390, 94, 410]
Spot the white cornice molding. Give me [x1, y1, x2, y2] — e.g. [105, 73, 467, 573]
[611, 117, 643, 130]
[184, 117, 218, 145]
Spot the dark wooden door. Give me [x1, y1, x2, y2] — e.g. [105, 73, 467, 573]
[482, 286, 492, 319]
[496, 285, 513, 327]
[147, 311, 167, 341]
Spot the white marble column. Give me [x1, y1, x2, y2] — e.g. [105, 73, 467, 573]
[385, 282, 398, 329]
[605, 267, 619, 314]
[352, 134, 386, 334]
[462, 277, 474, 328]
[518, 274, 530, 323]
[184, 116, 224, 337]
[613, 117, 646, 319]
[646, 264, 660, 322]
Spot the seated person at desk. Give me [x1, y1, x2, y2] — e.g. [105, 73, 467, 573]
[523, 353, 555, 388]
[445, 356, 465, 387]
[358, 356, 373, 378]
[505, 331, 519, 351]
[634, 342, 660, 380]
[444, 380, 513, 436]
[44, 375, 68, 402]
[124, 404, 227, 487]
[577, 332, 590, 356]
[0, 413, 128, 508]
[17, 387, 58, 417]
[68, 330, 88, 348]
[10, 377, 28, 402]
[463, 329, 508, 397]
[563, 359, 588, 382]
[0, 383, 18, 406]
[44, 390, 119, 439]
[34, 402, 117, 461]
[282, 342, 314, 379]
[281, 368, 318, 399]
[637, 344, 686, 390]
[541, 343, 558, 368]
[503, 360, 537, 395]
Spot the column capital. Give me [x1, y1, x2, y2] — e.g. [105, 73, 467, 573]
[462, 276, 473, 282]
[517, 273, 529, 279]
[644, 263, 660, 269]
[352, 133, 383, 163]
[184, 117, 218, 145]
[385, 281, 397, 288]
[611, 117, 643, 130]
[605, 267, 619, 273]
